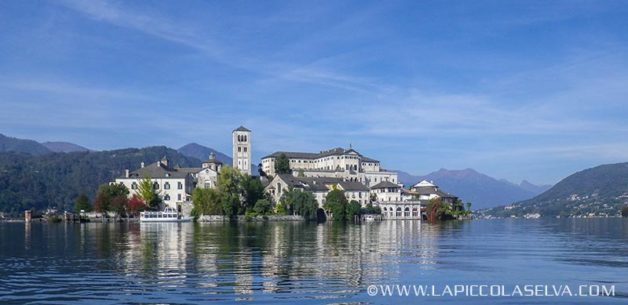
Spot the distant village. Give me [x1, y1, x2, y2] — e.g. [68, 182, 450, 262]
[113, 126, 466, 221]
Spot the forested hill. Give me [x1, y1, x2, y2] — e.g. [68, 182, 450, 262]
[482, 162, 628, 217]
[0, 146, 201, 215]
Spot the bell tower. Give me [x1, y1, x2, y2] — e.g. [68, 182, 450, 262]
[232, 126, 252, 175]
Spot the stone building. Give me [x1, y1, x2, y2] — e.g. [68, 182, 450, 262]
[265, 174, 371, 208]
[232, 126, 252, 176]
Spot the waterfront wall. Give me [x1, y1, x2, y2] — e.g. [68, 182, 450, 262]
[197, 215, 304, 222]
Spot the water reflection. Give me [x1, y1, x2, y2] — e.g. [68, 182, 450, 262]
[67, 221, 445, 302]
[1, 219, 627, 304]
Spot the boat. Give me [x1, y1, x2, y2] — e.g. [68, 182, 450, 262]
[364, 214, 378, 222]
[140, 207, 191, 222]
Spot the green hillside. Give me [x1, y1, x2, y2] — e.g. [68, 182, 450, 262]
[0, 147, 200, 215]
[482, 162, 628, 217]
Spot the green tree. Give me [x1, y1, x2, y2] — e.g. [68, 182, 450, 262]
[240, 175, 265, 213]
[466, 202, 472, 211]
[346, 200, 362, 221]
[274, 153, 292, 174]
[137, 176, 162, 209]
[192, 188, 222, 216]
[324, 189, 348, 221]
[362, 202, 381, 215]
[279, 189, 296, 215]
[74, 193, 91, 214]
[217, 166, 243, 216]
[253, 199, 272, 215]
[293, 191, 318, 220]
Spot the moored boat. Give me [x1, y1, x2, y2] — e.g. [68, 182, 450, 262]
[140, 207, 191, 222]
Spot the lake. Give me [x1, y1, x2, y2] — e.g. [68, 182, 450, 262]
[1, 219, 627, 304]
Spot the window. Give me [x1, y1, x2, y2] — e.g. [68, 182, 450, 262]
[164, 194, 170, 201]
[238, 147, 241, 152]
[244, 147, 247, 152]
[131, 182, 138, 190]
[177, 194, 181, 201]
[178, 182, 183, 189]
[164, 182, 170, 190]
[153, 182, 159, 190]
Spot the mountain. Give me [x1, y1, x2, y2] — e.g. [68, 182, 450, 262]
[482, 162, 628, 218]
[42, 141, 91, 153]
[416, 168, 542, 209]
[0, 133, 51, 155]
[394, 169, 421, 187]
[0, 146, 201, 215]
[178, 143, 232, 165]
[518, 180, 552, 194]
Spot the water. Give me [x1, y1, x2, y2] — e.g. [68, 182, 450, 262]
[1, 219, 627, 304]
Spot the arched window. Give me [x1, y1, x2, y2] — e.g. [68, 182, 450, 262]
[164, 182, 170, 190]
[396, 207, 402, 217]
[131, 182, 138, 190]
[404, 207, 410, 217]
[164, 194, 170, 201]
[153, 182, 159, 190]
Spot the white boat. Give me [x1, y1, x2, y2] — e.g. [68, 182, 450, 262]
[364, 214, 377, 221]
[140, 207, 191, 222]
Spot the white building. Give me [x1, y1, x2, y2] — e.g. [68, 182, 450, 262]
[261, 147, 398, 187]
[409, 180, 457, 204]
[232, 126, 252, 176]
[115, 157, 195, 210]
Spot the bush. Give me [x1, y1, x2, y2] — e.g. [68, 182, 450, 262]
[253, 199, 272, 215]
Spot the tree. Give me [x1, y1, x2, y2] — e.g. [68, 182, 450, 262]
[346, 200, 361, 221]
[324, 189, 348, 221]
[217, 166, 243, 216]
[241, 175, 264, 213]
[291, 191, 318, 220]
[127, 195, 147, 217]
[362, 203, 381, 215]
[253, 199, 272, 215]
[274, 153, 292, 174]
[137, 176, 161, 209]
[74, 194, 91, 214]
[110, 195, 128, 216]
[622, 206, 628, 217]
[466, 202, 472, 211]
[93, 183, 129, 213]
[192, 188, 222, 216]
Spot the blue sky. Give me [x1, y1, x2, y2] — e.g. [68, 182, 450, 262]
[1, 0, 628, 184]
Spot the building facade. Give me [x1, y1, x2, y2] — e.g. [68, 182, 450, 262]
[115, 157, 195, 209]
[195, 152, 223, 189]
[409, 180, 457, 204]
[261, 147, 398, 187]
[232, 126, 252, 176]
[265, 174, 371, 208]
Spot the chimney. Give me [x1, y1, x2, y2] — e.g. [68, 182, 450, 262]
[125, 169, 129, 178]
[141, 162, 145, 168]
